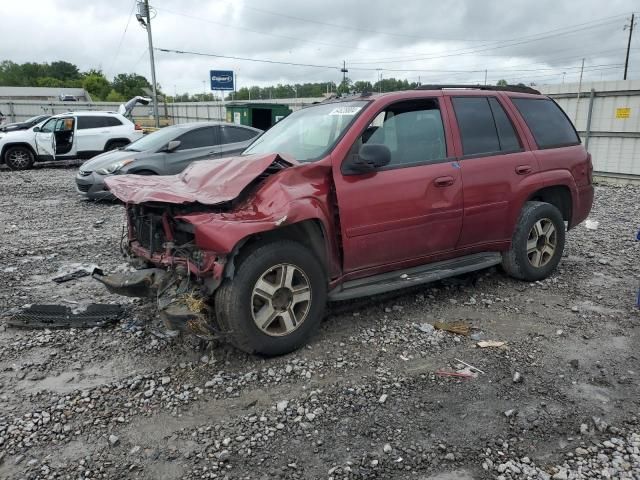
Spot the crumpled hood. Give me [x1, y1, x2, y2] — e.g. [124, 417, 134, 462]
[105, 153, 294, 205]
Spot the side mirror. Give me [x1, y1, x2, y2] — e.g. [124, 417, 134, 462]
[343, 144, 391, 174]
[33, 126, 40, 133]
[165, 140, 181, 152]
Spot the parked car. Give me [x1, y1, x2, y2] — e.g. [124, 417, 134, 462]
[0, 111, 143, 169]
[96, 85, 594, 356]
[0, 115, 51, 133]
[76, 122, 262, 200]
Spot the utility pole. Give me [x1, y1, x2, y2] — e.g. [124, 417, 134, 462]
[136, 1, 159, 128]
[484, 69, 487, 85]
[340, 61, 348, 91]
[624, 13, 636, 80]
[575, 58, 585, 124]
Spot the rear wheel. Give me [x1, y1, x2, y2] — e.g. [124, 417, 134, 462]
[4, 146, 35, 170]
[502, 201, 566, 281]
[215, 241, 327, 356]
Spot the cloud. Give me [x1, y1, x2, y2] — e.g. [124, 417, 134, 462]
[1, 0, 637, 94]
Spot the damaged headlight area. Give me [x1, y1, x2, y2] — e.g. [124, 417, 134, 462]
[96, 159, 134, 175]
[94, 204, 227, 338]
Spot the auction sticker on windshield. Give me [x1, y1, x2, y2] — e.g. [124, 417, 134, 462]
[329, 106, 362, 116]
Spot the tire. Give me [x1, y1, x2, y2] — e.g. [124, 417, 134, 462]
[215, 241, 327, 356]
[105, 140, 129, 151]
[4, 146, 35, 170]
[502, 201, 566, 281]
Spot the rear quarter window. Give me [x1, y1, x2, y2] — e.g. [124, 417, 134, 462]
[512, 98, 580, 149]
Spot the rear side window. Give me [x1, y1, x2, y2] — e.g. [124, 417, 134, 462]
[452, 97, 521, 156]
[76, 116, 104, 129]
[222, 126, 257, 144]
[102, 117, 123, 127]
[176, 127, 217, 150]
[512, 98, 579, 149]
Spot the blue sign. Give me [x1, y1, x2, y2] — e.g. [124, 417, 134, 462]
[210, 70, 234, 90]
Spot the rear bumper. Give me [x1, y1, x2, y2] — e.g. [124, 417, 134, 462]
[571, 184, 594, 228]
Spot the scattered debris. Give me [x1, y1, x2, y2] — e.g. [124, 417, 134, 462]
[6, 304, 124, 329]
[435, 370, 475, 379]
[52, 269, 91, 283]
[454, 358, 486, 375]
[379, 394, 388, 404]
[477, 340, 506, 348]
[433, 320, 471, 336]
[513, 372, 523, 383]
[584, 219, 599, 230]
[415, 322, 435, 334]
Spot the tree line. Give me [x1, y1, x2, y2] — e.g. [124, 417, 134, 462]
[1, 60, 518, 103]
[0, 60, 153, 101]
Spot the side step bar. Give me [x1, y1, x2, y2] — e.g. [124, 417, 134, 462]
[328, 252, 501, 301]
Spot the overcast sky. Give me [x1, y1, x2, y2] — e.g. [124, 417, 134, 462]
[2, 0, 639, 94]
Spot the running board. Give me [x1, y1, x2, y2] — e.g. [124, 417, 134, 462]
[328, 252, 502, 301]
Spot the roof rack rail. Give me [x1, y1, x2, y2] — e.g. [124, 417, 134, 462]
[415, 84, 541, 95]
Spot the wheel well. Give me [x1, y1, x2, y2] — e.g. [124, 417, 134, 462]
[104, 138, 131, 150]
[528, 185, 572, 225]
[1, 143, 37, 164]
[232, 220, 328, 276]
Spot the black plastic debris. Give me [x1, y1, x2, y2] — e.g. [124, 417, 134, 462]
[52, 269, 91, 283]
[7, 304, 124, 329]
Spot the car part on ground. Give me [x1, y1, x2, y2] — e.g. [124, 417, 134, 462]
[6, 304, 124, 329]
[97, 87, 594, 356]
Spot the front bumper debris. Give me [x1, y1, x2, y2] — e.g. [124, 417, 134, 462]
[6, 304, 124, 329]
[93, 268, 219, 338]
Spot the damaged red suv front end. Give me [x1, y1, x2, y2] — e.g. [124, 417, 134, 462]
[95, 153, 299, 335]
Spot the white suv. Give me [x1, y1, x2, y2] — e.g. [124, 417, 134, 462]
[0, 111, 143, 170]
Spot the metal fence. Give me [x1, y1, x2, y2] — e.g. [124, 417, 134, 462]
[541, 79, 640, 180]
[0, 97, 321, 125]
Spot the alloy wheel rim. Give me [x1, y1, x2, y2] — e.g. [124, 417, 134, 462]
[8, 150, 29, 168]
[527, 218, 557, 268]
[251, 263, 312, 337]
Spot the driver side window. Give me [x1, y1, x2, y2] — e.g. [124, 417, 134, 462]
[360, 99, 447, 167]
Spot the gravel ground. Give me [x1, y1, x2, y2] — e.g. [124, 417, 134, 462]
[0, 167, 638, 480]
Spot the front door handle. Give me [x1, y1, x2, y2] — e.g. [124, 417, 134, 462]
[515, 165, 532, 175]
[434, 176, 455, 187]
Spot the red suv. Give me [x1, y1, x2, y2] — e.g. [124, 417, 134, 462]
[97, 85, 593, 356]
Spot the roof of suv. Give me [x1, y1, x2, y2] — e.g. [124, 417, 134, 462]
[53, 111, 122, 117]
[320, 85, 543, 105]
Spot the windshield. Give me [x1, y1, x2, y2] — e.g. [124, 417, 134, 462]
[124, 125, 186, 152]
[243, 100, 368, 162]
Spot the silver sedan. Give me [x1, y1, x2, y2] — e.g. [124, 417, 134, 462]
[75, 121, 262, 200]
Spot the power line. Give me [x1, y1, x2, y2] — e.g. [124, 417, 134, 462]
[155, 47, 340, 70]
[153, 5, 418, 55]
[348, 16, 627, 65]
[219, 0, 502, 43]
[107, 0, 137, 73]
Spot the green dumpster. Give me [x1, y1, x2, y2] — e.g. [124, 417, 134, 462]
[225, 103, 292, 130]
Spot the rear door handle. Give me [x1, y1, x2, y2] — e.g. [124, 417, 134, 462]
[434, 176, 455, 187]
[515, 165, 532, 175]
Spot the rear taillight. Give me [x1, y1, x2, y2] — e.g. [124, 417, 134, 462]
[134, 124, 142, 131]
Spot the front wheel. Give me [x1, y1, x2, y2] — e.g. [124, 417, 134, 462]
[502, 201, 566, 281]
[215, 241, 327, 356]
[5, 146, 35, 170]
